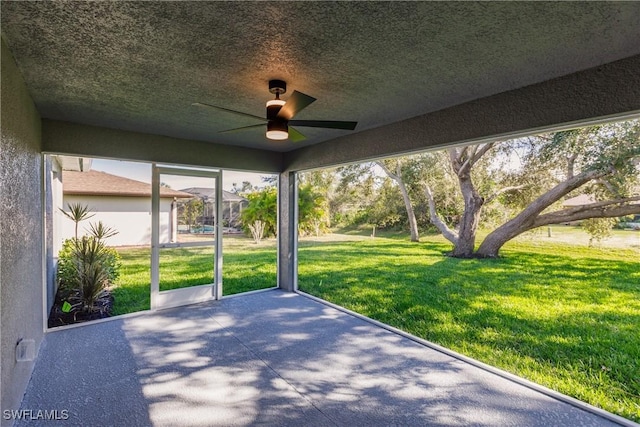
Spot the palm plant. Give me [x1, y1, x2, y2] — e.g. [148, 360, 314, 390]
[68, 236, 111, 312]
[59, 203, 95, 239]
[87, 221, 119, 242]
[55, 204, 121, 317]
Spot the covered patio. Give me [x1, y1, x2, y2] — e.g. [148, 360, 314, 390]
[17, 290, 625, 426]
[2, 2, 640, 426]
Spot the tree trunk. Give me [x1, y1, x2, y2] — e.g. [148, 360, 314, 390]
[475, 210, 535, 258]
[474, 228, 513, 258]
[475, 168, 608, 257]
[397, 180, 420, 242]
[424, 185, 458, 244]
[451, 175, 484, 257]
[376, 161, 420, 242]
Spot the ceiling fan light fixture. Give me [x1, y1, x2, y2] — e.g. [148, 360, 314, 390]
[266, 120, 288, 140]
[266, 99, 285, 107]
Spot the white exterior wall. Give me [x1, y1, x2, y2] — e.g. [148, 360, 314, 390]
[62, 195, 174, 247]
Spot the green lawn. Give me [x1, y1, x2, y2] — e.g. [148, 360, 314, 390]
[111, 236, 276, 315]
[297, 233, 640, 422]
[111, 231, 639, 422]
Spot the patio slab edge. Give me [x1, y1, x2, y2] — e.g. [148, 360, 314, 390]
[44, 287, 279, 334]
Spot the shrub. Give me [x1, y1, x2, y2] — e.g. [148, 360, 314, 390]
[582, 217, 617, 246]
[298, 184, 329, 237]
[247, 220, 266, 244]
[58, 238, 120, 287]
[241, 188, 277, 237]
[57, 238, 79, 291]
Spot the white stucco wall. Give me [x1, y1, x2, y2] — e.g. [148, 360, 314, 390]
[61, 195, 174, 246]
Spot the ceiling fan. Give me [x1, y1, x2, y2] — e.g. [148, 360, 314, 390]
[193, 80, 357, 142]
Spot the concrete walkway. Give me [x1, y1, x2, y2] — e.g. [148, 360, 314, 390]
[18, 290, 630, 426]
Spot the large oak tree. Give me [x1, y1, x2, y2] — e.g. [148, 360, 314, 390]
[425, 120, 640, 258]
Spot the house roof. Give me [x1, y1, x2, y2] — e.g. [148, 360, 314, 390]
[562, 194, 596, 207]
[180, 187, 247, 203]
[63, 170, 192, 199]
[563, 193, 640, 207]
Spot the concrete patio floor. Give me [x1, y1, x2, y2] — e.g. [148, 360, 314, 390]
[18, 289, 630, 426]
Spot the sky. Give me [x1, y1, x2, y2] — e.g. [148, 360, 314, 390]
[88, 143, 524, 193]
[91, 158, 272, 191]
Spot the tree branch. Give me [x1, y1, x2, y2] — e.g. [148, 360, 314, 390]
[485, 184, 527, 205]
[477, 168, 607, 250]
[457, 146, 474, 175]
[566, 152, 578, 179]
[532, 197, 640, 227]
[448, 148, 461, 174]
[467, 145, 478, 161]
[458, 158, 471, 176]
[471, 142, 496, 164]
[425, 185, 458, 244]
[507, 168, 605, 226]
[375, 161, 399, 182]
[595, 178, 621, 198]
[457, 143, 496, 176]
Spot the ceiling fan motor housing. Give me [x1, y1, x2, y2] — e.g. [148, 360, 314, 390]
[268, 79, 287, 95]
[267, 80, 287, 121]
[266, 104, 285, 121]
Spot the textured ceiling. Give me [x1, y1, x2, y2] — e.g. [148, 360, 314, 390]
[2, 2, 640, 152]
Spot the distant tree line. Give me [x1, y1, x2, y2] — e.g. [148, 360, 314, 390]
[239, 184, 329, 243]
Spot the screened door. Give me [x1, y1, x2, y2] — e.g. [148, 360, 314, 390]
[151, 165, 222, 310]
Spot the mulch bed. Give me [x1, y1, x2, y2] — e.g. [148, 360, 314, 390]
[47, 288, 113, 328]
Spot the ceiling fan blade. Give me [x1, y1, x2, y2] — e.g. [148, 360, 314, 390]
[192, 102, 266, 121]
[219, 123, 265, 134]
[288, 120, 357, 130]
[276, 91, 316, 120]
[288, 127, 306, 142]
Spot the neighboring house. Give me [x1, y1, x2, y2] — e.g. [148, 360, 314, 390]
[562, 194, 640, 227]
[61, 170, 192, 247]
[562, 194, 595, 208]
[560, 195, 597, 225]
[179, 187, 247, 229]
